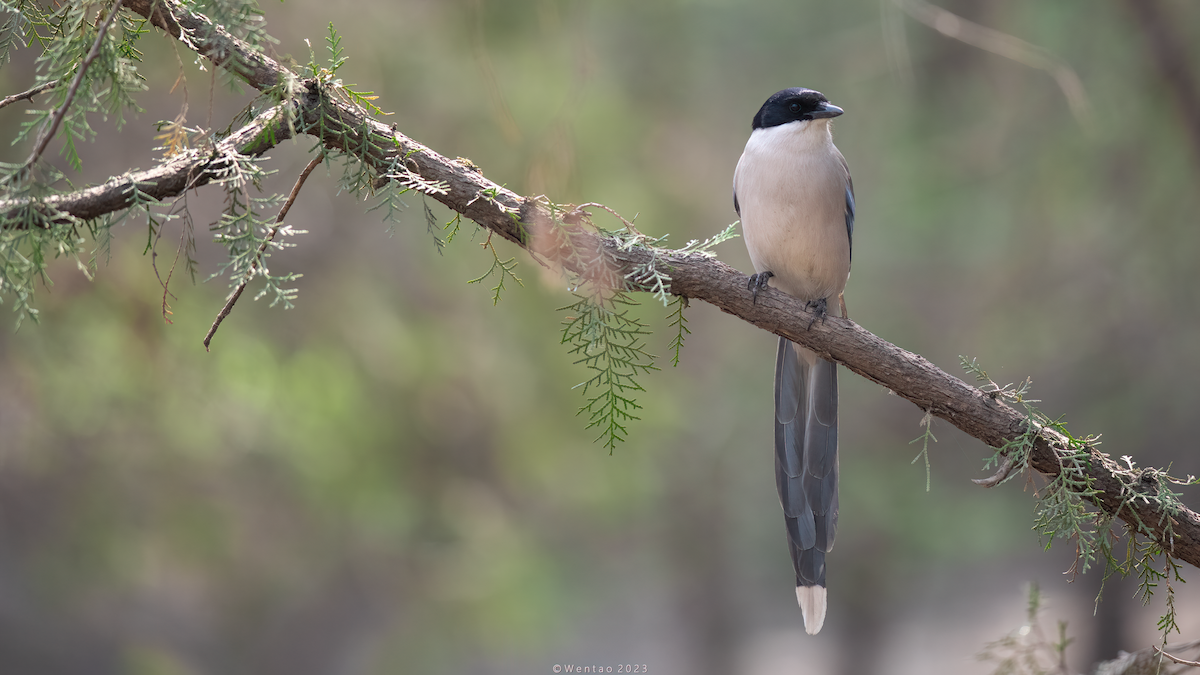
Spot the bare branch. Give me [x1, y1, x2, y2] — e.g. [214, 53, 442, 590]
[0, 81, 56, 111]
[203, 154, 322, 351]
[973, 452, 1018, 488]
[1155, 643, 1200, 669]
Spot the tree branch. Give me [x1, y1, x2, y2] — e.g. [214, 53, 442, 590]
[124, 0, 286, 91]
[0, 99, 297, 225]
[5, 0, 1196, 570]
[1155, 643, 1200, 669]
[0, 81, 57, 111]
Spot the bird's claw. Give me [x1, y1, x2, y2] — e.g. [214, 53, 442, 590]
[748, 271, 774, 304]
[805, 298, 828, 330]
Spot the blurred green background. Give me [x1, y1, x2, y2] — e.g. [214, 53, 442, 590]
[1, 0, 1199, 673]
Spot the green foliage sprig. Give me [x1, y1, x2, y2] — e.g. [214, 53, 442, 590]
[0, 185, 76, 326]
[13, 0, 148, 173]
[0, 0, 154, 324]
[665, 295, 689, 367]
[535, 201, 739, 449]
[560, 291, 658, 453]
[468, 232, 523, 305]
[961, 356, 1199, 646]
[206, 150, 305, 308]
[194, 0, 272, 45]
[613, 220, 737, 365]
[909, 410, 937, 492]
[0, 1, 43, 65]
[963, 356, 1106, 577]
[612, 220, 739, 307]
[0, 0, 291, 324]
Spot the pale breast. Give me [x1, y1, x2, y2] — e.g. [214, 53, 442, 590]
[735, 122, 851, 303]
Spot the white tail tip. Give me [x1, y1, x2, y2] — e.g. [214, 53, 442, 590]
[796, 586, 827, 635]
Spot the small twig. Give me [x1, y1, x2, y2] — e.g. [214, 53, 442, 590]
[23, 0, 126, 171]
[145, 0, 181, 38]
[893, 0, 1093, 131]
[159, 228, 182, 324]
[158, 199, 198, 325]
[206, 49, 215, 129]
[974, 452, 1018, 488]
[203, 155, 322, 350]
[0, 81, 57, 111]
[152, 161, 209, 314]
[1154, 644, 1200, 668]
[574, 202, 644, 238]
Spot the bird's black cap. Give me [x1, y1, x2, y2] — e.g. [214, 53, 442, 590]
[752, 88, 844, 130]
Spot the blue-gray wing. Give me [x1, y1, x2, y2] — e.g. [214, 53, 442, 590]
[842, 159, 855, 262]
[774, 337, 839, 590]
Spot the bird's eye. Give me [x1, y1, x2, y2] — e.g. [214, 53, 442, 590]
[789, 102, 802, 113]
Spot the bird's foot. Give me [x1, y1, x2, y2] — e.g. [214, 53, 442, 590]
[805, 298, 828, 330]
[748, 271, 774, 304]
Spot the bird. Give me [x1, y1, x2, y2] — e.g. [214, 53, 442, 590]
[733, 87, 854, 635]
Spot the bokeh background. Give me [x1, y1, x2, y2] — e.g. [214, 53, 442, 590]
[2, 0, 1199, 673]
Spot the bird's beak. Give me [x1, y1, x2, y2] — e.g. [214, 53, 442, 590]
[810, 102, 844, 119]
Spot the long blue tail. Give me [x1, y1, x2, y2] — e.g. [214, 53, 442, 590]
[774, 336, 839, 634]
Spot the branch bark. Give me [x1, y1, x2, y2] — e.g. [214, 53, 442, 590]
[0, 100, 296, 224]
[124, 0, 286, 91]
[4, 0, 1197, 570]
[0, 81, 57, 111]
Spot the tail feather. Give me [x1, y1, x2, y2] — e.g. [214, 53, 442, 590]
[775, 336, 839, 634]
[796, 586, 828, 636]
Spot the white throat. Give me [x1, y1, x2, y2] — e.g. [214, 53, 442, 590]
[746, 118, 835, 156]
